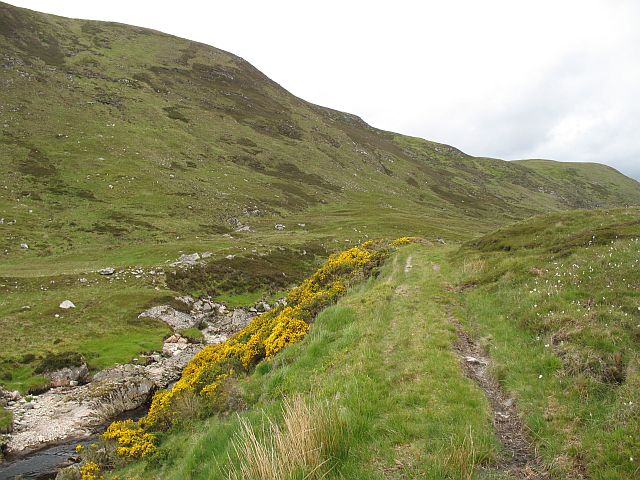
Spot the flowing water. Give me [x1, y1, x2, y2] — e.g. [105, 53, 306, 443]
[0, 406, 146, 480]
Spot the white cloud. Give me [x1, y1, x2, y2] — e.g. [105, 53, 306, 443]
[6, 0, 640, 179]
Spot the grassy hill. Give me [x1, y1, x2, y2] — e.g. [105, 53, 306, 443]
[0, 4, 639, 471]
[97, 208, 638, 480]
[1, 1, 640, 269]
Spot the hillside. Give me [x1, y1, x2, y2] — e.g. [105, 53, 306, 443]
[0, 3, 639, 477]
[2, 1, 640, 269]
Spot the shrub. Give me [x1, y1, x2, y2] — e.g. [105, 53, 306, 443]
[79, 462, 101, 480]
[391, 236, 419, 246]
[107, 242, 390, 454]
[103, 419, 156, 458]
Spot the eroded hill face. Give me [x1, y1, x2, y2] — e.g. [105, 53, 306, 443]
[1, 1, 640, 260]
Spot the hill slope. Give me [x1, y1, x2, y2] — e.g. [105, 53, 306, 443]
[108, 209, 639, 479]
[1, 1, 640, 267]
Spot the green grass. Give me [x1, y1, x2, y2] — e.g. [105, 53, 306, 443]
[177, 327, 204, 343]
[0, 405, 12, 433]
[0, 274, 170, 392]
[115, 245, 505, 479]
[451, 208, 640, 479]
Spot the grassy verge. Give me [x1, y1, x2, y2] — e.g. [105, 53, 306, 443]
[451, 209, 640, 479]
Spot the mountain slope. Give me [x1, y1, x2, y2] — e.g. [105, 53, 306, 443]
[1, 1, 639, 266]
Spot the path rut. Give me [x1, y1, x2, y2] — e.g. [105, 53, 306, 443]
[449, 309, 550, 479]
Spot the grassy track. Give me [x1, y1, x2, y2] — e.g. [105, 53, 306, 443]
[117, 244, 508, 479]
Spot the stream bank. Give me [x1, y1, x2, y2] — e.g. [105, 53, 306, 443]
[0, 297, 258, 479]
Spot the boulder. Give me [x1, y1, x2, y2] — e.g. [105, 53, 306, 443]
[178, 253, 200, 264]
[44, 363, 89, 388]
[275, 223, 285, 231]
[256, 301, 271, 312]
[175, 295, 194, 306]
[138, 305, 197, 330]
[0, 387, 21, 405]
[59, 300, 76, 309]
[98, 267, 115, 275]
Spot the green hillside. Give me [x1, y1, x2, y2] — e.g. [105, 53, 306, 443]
[1, 1, 639, 270]
[0, 3, 639, 477]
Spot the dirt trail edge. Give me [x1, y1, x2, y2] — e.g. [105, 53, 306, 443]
[448, 308, 551, 479]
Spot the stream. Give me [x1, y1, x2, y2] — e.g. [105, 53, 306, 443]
[0, 406, 146, 480]
[0, 301, 255, 480]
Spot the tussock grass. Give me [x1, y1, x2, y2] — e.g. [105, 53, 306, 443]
[228, 395, 343, 480]
[438, 428, 477, 480]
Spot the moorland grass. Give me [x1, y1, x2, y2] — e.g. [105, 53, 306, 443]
[451, 209, 640, 479]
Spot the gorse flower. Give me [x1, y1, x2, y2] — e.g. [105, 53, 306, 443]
[105, 241, 398, 452]
[103, 419, 156, 458]
[79, 461, 102, 480]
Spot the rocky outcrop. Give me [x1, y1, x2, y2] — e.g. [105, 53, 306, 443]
[202, 309, 253, 344]
[44, 364, 89, 388]
[138, 305, 198, 330]
[170, 252, 212, 267]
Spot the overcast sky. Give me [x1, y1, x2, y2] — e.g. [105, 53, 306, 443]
[7, 0, 640, 179]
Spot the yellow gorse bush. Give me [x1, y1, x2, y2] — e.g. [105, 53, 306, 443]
[103, 419, 156, 458]
[264, 307, 309, 356]
[391, 236, 418, 246]
[79, 461, 102, 480]
[105, 242, 394, 455]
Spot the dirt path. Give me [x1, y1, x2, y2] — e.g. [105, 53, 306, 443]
[448, 310, 550, 479]
[404, 255, 413, 273]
